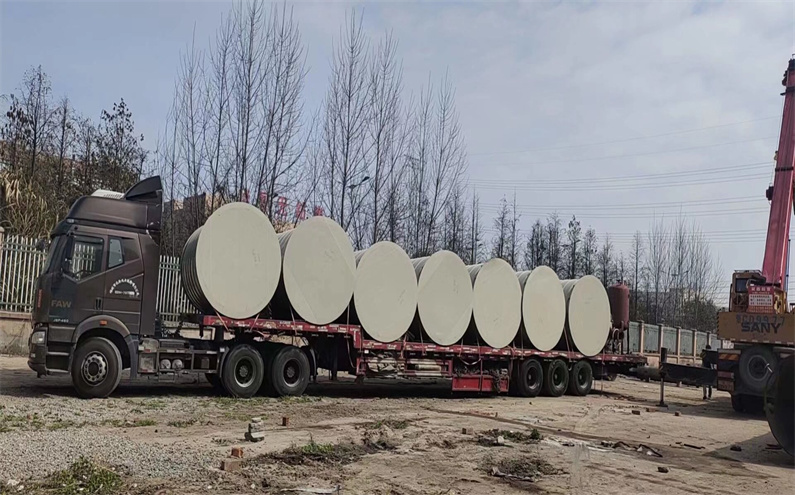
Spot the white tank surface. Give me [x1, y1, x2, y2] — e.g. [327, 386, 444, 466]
[467, 259, 521, 349]
[412, 250, 473, 346]
[353, 242, 418, 343]
[181, 202, 281, 320]
[561, 275, 611, 357]
[278, 216, 356, 325]
[517, 266, 566, 351]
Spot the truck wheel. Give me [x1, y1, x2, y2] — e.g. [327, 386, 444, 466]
[269, 346, 310, 397]
[221, 344, 264, 398]
[567, 361, 593, 396]
[515, 358, 543, 397]
[542, 359, 569, 397]
[738, 346, 777, 395]
[71, 337, 122, 399]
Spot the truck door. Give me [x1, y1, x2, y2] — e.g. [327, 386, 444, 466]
[102, 236, 143, 335]
[49, 234, 106, 325]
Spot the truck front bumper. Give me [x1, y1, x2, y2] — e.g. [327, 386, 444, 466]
[27, 342, 48, 376]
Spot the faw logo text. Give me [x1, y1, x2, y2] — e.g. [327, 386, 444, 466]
[735, 314, 784, 334]
[51, 299, 71, 309]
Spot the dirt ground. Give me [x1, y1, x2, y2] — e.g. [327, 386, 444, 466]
[0, 355, 793, 495]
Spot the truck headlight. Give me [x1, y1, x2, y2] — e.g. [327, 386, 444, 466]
[31, 331, 45, 345]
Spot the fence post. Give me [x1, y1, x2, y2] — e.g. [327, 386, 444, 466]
[692, 330, 698, 358]
[675, 327, 682, 358]
[657, 325, 664, 357]
[0, 226, 5, 277]
[639, 320, 645, 354]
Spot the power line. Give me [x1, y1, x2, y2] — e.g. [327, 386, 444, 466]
[470, 162, 771, 186]
[472, 171, 769, 191]
[468, 116, 778, 156]
[470, 136, 777, 167]
[480, 196, 762, 212]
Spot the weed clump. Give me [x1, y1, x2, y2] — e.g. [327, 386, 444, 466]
[46, 456, 123, 495]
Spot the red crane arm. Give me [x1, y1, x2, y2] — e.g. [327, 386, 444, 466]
[762, 58, 795, 288]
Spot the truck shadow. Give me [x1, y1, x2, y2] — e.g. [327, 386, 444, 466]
[707, 433, 794, 468]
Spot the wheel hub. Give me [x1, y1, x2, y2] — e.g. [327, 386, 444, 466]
[234, 358, 255, 388]
[284, 359, 299, 385]
[82, 352, 108, 385]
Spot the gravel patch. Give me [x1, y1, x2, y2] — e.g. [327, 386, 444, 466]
[0, 428, 218, 481]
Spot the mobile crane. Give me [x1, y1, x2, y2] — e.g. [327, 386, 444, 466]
[715, 58, 795, 455]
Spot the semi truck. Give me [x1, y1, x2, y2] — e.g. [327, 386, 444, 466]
[26, 176, 645, 400]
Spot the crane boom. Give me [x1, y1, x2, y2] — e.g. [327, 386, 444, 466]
[761, 58, 795, 289]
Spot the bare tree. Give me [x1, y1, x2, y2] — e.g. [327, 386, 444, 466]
[646, 218, 670, 324]
[597, 233, 614, 287]
[230, 0, 268, 201]
[321, 9, 371, 232]
[507, 192, 519, 268]
[21, 66, 55, 176]
[524, 219, 546, 270]
[255, 4, 308, 221]
[203, 13, 234, 212]
[545, 213, 562, 273]
[422, 72, 466, 254]
[491, 197, 510, 261]
[466, 191, 483, 264]
[629, 231, 644, 320]
[367, 32, 405, 244]
[581, 228, 597, 275]
[564, 215, 581, 278]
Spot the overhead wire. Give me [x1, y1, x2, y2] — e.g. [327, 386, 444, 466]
[468, 116, 779, 156]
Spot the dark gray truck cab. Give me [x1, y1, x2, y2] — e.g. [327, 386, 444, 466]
[28, 177, 164, 397]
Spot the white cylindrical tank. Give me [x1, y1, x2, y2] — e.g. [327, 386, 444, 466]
[517, 266, 566, 351]
[353, 242, 418, 343]
[561, 275, 611, 357]
[412, 251, 473, 346]
[181, 202, 281, 320]
[467, 259, 521, 349]
[278, 216, 356, 325]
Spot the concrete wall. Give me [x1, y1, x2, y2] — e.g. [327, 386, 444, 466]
[0, 311, 32, 355]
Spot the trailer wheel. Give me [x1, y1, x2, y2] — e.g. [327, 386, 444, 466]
[514, 358, 543, 397]
[221, 344, 264, 398]
[567, 361, 593, 396]
[542, 359, 569, 397]
[71, 337, 122, 399]
[269, 346, 310, 397]
[738, 345, 777, 395]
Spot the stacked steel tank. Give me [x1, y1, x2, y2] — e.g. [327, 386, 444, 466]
[181, 203, 613, 356]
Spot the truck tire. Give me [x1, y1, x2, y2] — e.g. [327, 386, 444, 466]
[221, 344, 264, 398]
[542, 359, 569, 397]
[268, 346, 310, 397]
[71, 337, 122, 399]
[738, 345, 778, 395]
[515, 358, 543, 397]
[567, 360, 593, 396]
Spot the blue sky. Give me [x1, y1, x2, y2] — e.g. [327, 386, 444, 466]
[2, 1, 795, 298]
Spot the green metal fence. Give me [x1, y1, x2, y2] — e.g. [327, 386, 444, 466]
[0, 233, 194, 322]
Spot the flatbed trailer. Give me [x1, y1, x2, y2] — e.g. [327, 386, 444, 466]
[129, 314, 647, 397]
